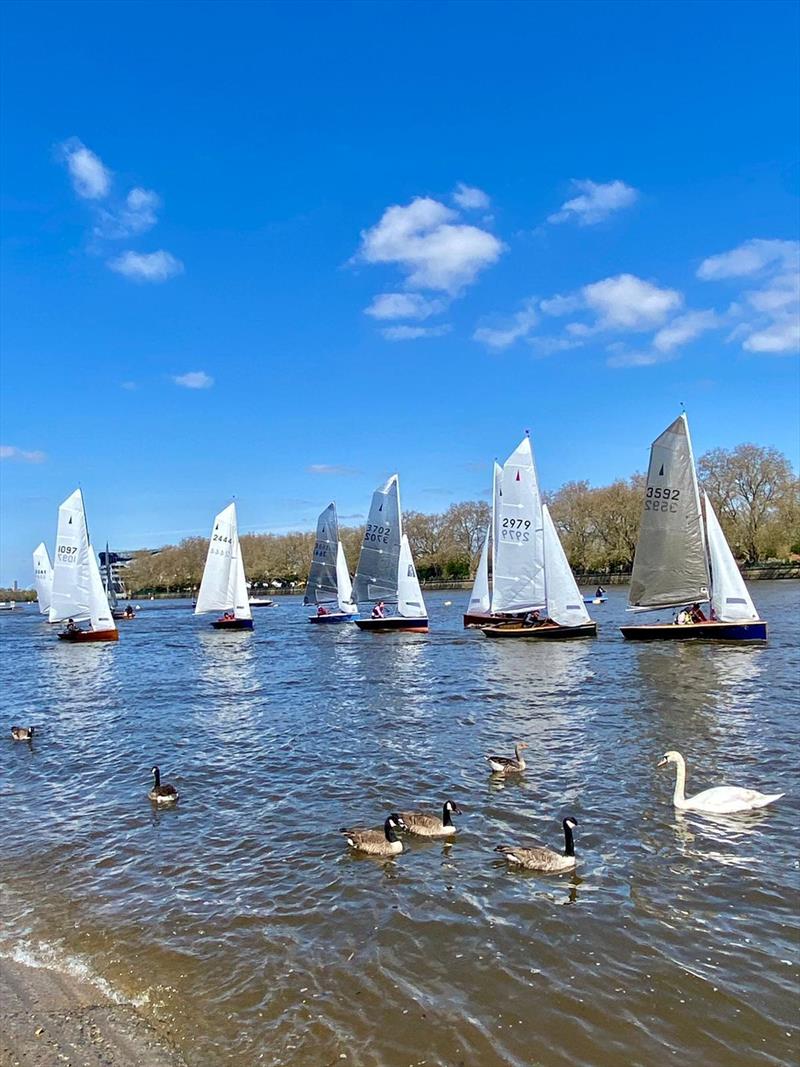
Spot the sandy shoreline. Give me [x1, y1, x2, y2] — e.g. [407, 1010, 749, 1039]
[0, 955, 186, 1067]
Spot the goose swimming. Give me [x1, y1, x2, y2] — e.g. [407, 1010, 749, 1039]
[658, 750, 783, 814]
[485, 741, 528, 775]
[11, 726, 34, 742]
[340, 814, 406, 856]
[399, 800, 462, 838]
[148, 765, 180, 805]
[495, 817, 578, 873]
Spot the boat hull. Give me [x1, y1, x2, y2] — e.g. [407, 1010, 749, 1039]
[355, 617, 429, 634]
[481, 621, 597, 640]
[211, 618, 254, 631]
[463, 611, 526, 628]
[249, 599, 275, 608]
[620, 620, 767, 642]
[58, 628, 119, 643]
[583, 596, 607, 604]
[308, 613, 358, 625]
[112, 610, 136, 620]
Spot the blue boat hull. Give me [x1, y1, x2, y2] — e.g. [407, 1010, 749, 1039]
[620, 620, 767, 642]
[211, 618, 254, 631]
[308, 613, 358, 624]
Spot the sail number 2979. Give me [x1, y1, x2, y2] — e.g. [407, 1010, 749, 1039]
[644, 486, 681, 512]
[501, 517, 531, 542]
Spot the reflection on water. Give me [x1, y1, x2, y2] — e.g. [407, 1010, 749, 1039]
[0, 585, 798, 1067]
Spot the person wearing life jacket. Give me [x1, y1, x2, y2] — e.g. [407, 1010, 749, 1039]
[372, 601, 386, 619]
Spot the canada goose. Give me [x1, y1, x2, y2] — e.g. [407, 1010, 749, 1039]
[495, 817, 578, 873]
[10, 726, 34, 742]
[399, 800, 462, 838]
[148, 765, 179, 805]
[340, 814, 407, 856]
[658, 750, 783, 814]
[485, 741, 528, 775]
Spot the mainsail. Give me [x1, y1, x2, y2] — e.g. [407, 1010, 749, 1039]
[195, 503, 252, 620]
[704, 493, 759, 622]
[467, 526, 490, 614]
[49, 489, 93, 624]
[33, 542, 53, 616]
[352, 475, 402, 605]
[491, 435, 545, 613]
[628, 414, 710, 610]
[397, 534, 427, 618]
[304, 502, 355, 612]
[104, 543, 118, 610]
[542, 505, 590, 627]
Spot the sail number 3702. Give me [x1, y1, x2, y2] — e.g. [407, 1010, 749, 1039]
[364, 524, 390, 545]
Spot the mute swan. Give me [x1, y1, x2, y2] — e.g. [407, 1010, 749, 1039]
[340, 814, 407, 856]
[495, 817, 578, 872]
[658, 751, 783, 814]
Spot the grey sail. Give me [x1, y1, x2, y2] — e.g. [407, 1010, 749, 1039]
[304, 503, 341, 605]
[352, 475, 401, 605]
[105, 543, 118, 610]
[628, 414, 710, 610]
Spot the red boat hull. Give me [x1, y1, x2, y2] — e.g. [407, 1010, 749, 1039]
[59, 628, 119, 643]
[355, 617, 429, 634]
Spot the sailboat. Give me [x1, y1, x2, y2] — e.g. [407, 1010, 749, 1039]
[50, 489, 119, 643]
[352, 475, 428, 633]
[620, 414, 767, 642]
[33, 542, 53, 617]
[104, 543, 135, 619]
[479, 433, 597, 640]
[194, 503, 254, 630]
[463, 462, 503, 626]
[304, 502, 358, 623]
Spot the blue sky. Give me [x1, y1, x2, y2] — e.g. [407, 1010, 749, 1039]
[1, 0, 798, 585]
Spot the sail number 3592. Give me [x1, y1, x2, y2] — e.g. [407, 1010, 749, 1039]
[644, 486, 681, 512]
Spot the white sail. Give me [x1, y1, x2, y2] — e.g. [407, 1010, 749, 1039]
[49, 489, 92, 624]
[87, 546, 116, 632]
[704, 494, 759, 622]
[352, 475, 402, 605]
[335, 541, 357, 614]
[195, 503, 251, 618]
[491, 435, 545, 613]
[491, 461, 503, 581]
[542, 505, 590, 627]
[397, 534, 427, 618]
[467, 526, 490, 613]
[33, 542, 53, 615]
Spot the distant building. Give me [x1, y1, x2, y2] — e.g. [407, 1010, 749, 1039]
[98, 549, 135, 598]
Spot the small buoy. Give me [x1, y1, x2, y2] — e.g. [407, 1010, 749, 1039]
[444, 600, 452, 606]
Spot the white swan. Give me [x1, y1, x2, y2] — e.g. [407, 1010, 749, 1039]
[658, 750, 783, 814]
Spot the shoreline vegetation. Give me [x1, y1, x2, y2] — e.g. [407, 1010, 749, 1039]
[0, 954, 185, 1067]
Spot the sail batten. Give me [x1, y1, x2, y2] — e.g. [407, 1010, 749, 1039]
[628, 414, 710, 609]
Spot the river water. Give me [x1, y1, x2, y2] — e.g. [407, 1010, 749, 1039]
[1, 583, 797, 1066]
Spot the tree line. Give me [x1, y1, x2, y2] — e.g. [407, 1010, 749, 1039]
[124, 444, 799, 594]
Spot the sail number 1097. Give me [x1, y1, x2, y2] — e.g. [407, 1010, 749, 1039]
[645, 486, 681, 512]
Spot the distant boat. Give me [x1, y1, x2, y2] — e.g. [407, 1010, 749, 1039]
[104, 542, 135, 619]
[304, 502, 358, 624]
[194, 503, 254, 631]
[620, 414, 767, 642]
[481, 504, 597, 640]
[0, 601, 16, 612]
[248, 596, 275, 608]
[352, 475, 428, 633]
[463, 462, 503, 626]
[583, 595, 608, 604]
[50, 489, 119, 643]
[33, 542, 54, 617]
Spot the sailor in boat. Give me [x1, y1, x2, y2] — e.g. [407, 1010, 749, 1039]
[371, 601, 386, 620]
[221, 611, 235, 622]
[317, 604, 329, 617]
[64, 618, 80, 634]
[124, 605, 135, 618]
[676, 602, 708, 625]
[595, 586, 605, 597]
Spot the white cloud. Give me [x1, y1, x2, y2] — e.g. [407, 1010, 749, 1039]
[307, 464, 359, 475]
[358, 196, 504, 293]
[108, 250, 184, 282]
[606, 350, 674, 369]
[381, 324, 452, 341]
[94, 187, 160, 239]
[696, 238, 798, 280]
[173, 371, 213, 389]
[58, 138, 112, 199]
[120, 381, 138, 391]
[653, 309, 719, 352]
[582, 273, 682, 330]
[453, 182, 491, 210]
[473, 300, 539, 350]
[0, 444, 46, 462]
[698, 239, 799, 356]
[364, 292, 445, 320]
[540, 292, 582, 316]
[548, 179, 639, 226]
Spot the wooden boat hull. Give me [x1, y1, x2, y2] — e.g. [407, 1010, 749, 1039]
[355, 617, 429, 634]
[463, 611, 526, 628]
[211, 618, 254, 631]
[58, 628, 119, 643]
[308, 613, 358, 625]
[481, 621, 597, 640]
[620, 620, 767, 642]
